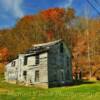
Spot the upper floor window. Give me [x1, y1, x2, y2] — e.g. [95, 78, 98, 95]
[36, 55, 39, 65]
[12, 61, 16, 67]
[67, 56, 70, 67]
[24, 56, 27, 65]
[60, 43, 64, 53]
[24, 55, 40, 66]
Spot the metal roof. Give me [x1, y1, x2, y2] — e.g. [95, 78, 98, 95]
[26, 39, 62, 54]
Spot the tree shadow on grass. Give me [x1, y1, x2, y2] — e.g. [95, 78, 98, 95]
[49, 80, 96, 88]
[70, 80, 96, 86]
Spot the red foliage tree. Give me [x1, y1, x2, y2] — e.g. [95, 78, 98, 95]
[46, 31, 53, 41]
[40, 8, 65, 23]
[0, 48, 9, 62]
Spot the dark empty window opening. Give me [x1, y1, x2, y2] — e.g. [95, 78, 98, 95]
[67, 57, 70, 67]
[60, 43, 63, 53]
[35, 70, 39, 82]
[12, 61, 16, 67]
[24, 56, 27, 65]
[23, 71, 27, 76]
[36, 55, 39, 65]
[66, 70, 70, 80]
[23, 71, 27, 80]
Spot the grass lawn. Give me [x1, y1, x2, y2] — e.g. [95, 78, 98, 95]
[0, 75, 100, 100]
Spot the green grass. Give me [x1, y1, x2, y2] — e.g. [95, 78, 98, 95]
[0, 75, 100, 100]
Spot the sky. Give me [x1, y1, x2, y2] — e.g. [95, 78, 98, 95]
[0, 0, 100, 29]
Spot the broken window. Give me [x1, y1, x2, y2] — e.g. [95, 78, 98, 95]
[35, 70, 39, 82]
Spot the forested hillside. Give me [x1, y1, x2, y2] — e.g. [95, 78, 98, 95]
[0, 8, 100, 79]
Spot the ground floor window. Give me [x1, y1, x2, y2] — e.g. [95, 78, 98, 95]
[58, 70, 64, 82]
[23, 71, 27, 80]
[60, 70, 64, 81]
[35, 70, 39, 82]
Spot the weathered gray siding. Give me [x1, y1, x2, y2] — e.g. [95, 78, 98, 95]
[5, 59, 19, 83]
[48, 42, 72, 87]
[5, 40, 72, 88]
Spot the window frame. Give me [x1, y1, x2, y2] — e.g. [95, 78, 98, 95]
[35, 54, 39, 65]
[35, 70, 39, 82]
[60, 43, 64, 53]
[11, 61, 16, 67]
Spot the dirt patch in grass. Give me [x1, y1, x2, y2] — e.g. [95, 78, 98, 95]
[0, 88, 10, 93]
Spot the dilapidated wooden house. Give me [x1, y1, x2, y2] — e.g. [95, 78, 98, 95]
[5, 40, 73, 88]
